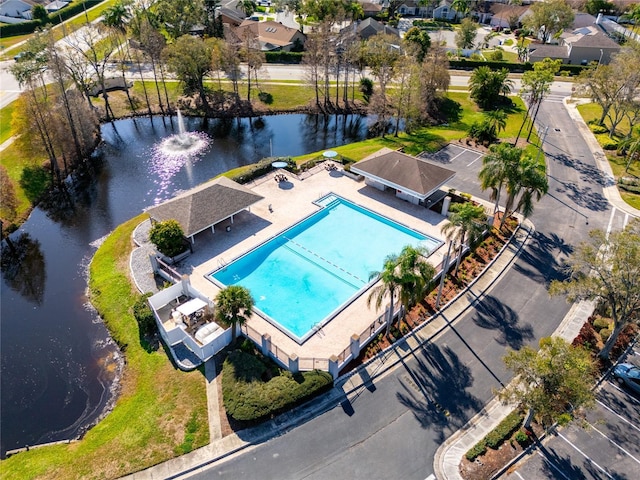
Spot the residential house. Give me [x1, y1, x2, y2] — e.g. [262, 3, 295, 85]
[0, 0, 34, 23]
[360, 1, 383, 18]
[45, 0, 68, 13]
[432, 0, 460, 21]
[528, 15, 621, 65]
[345, 17, 400, 40]
[232, 19, 306, 51]
[218, 7, 245, 27]
[487, 4, 530, 30]
[397, 0, 428, 17]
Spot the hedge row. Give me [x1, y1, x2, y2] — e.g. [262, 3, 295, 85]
[265, 51, 303, 64]
[221, 350, 333, 421]
[448, 59, 586, 76]
[465, 410, 524, 462]
[228, 156, 294, 184]
[0, 0, 103, 37]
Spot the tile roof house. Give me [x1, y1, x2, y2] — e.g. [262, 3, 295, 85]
[350, 148, 455, 205]
[145, 176, 265, 243]
[232, 19, 306, 51]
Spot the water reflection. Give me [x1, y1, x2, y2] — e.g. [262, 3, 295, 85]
[1, 233, 46, 306]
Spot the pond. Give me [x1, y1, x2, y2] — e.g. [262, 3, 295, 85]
[0, 113, 370, 456]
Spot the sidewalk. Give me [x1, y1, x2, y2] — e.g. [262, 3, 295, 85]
[563, 97, 640, 219]
[123, 210, 534, 479]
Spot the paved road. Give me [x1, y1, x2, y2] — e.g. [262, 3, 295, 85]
[183, 95, 624, 479]
[502, 345, 640, 480]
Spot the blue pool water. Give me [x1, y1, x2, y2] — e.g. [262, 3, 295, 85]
[209, 195, 441, 343]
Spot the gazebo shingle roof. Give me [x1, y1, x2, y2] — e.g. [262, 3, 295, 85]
[351, 149, 455, 199]
[145, 177, 264, 238]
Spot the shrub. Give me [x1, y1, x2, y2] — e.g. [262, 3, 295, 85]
[514, 429, 529, 445]
[592, 316, 611, 331]
[149, 219, 186, 258]
[466, 411, 523, 460]
[486, 50, 503, 61]
[258, 91, 273, 104]
[359, 78, 374, 102]
[589, 123, 608, 134]
[484, 411, 523, 449]
[599, 327, 612, 342]
[222, 350, 333, 421]
[133, 293, 156, 336]
[468, 119, 496, 144]
[557, 413, 573, 426]
[573, 321, 599, 353]
[611, 324, 639, 360]
[465, 442, 487, 461]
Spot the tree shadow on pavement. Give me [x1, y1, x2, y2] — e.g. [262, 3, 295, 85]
[537, 442, 587, 480]
[472, 295, 534, 350]
[513, 231, 572, 285]
[548, 152, 615, 189]
[396, 343, 483, 444]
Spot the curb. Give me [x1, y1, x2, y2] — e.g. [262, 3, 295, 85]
[432, 298, 595, 480]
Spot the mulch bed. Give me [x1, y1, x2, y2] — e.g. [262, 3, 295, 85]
[459, 423, 544, 480]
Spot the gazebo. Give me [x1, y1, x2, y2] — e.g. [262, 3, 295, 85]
[145, 177, 265, 243]
[350, 148, 456, 206]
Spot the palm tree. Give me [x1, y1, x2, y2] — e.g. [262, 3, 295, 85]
[396, 246, 437, 326]
[469, 66, 513, 109]
[367, 246, 434, 334]
[451, 0, 471, 18]
[501, 154, 548, 228]
[617, 129, 640, 172]
[368, 253, 402, 335]
[479, 142, 522, 215]
[214, 285, 254, 344]
[483, 109, 508, 138]
[102, 1, 147, 114]
[440, 202, 487, 274]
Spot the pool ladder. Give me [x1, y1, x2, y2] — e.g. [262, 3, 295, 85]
[217, 257, 227, 270]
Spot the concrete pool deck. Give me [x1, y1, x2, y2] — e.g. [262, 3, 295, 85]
[176, 161, 452, 363]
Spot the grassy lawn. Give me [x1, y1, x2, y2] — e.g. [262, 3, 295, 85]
[0, 214, 209, 480]
[1, 0, 117, 59]
[0, 103, 15, 144]
[576, 102, 640, 210]
[0, 143, 36, 221]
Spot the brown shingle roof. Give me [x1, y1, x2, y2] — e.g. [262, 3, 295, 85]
[351, 149, 455, 199]
[145, 177, 264, 238]
[236, 20, 302, 46]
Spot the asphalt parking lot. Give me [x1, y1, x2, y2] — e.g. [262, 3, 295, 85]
[419, 144, 486, 198]
[501, 345, 640, 480]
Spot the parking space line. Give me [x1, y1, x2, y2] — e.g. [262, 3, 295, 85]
[557, 432, 615, 479]
[450, 150, 467, 162]
[585, 420, 640, 466]
[596, 398, 640, 433]
[537, 450, 573, 480]
[607, 381, 640, 405]
[512, 470, 526, 480]
[466, 154, 483, 167]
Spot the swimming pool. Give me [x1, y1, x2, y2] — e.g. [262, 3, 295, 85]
[209, 194, 442, 343]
